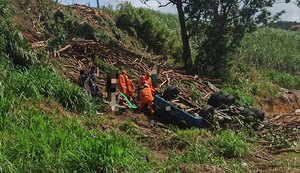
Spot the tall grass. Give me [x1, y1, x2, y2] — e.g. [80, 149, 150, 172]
[0, 57, 157, 172]
[225, 27, 300, 103]
[0, 0, 38, 66]
[0, 107, 156, 172]
[0, 58, 95, 112]
[167, 129, 249, 166]
[116, 2, 182, 58]
[235, 27, 300, 75]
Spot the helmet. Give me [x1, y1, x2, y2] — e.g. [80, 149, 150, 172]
[121, 70, 127, 74]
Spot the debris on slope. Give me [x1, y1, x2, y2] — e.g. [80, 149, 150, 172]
[53, 39, 216, 99]
[270, 113, 300, 128]
[261, 90, 300, 115]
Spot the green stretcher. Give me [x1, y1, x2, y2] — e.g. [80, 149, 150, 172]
[120, 92, 138, 109]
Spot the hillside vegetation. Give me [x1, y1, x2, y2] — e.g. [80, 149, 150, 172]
[0, 0, 299, 172]
[224, 27, 300, 106]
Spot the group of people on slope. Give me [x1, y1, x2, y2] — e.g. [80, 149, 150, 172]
[79, 67, 157, 115]
[118, 70, 156, 115]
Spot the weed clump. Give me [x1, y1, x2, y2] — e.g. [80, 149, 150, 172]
[210, 130, 250, 158]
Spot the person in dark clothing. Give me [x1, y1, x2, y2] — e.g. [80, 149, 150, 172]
[88, 66, 97, 82]
[87, 66, 99, 97]
[79, 70, 88, 87]
[79, 66, 100, 97]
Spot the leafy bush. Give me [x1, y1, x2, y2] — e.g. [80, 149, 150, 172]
[116, 2, 181, 57]
[265, 69, 300, 89]
[209, 130, 249, 158]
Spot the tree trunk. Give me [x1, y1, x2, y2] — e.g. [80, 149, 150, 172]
[176, 1, 193, 74]
[96, 0, 100, 9]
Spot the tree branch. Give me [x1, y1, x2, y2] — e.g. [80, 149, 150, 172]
[156, 0, 173, 7]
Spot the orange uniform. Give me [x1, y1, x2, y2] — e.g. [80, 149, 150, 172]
[139, 87, 156, 115]
[126, 79, 135, 98]
[118, 71, 128, 94]
[138, 75, 153, 89]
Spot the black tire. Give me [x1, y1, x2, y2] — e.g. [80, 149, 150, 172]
[250, 108, 259, 114]
[256, 110, 265, 120]
[208, 92, 221, 105]
[245, 111, 256, 117]
[163, 85, 179, 101]
[224, 95, 235, 106]
[250, 108, 265, 120]
[240, 108, 250, 117]
[199, 105, 214, 119]
[212, 93, 226, 108]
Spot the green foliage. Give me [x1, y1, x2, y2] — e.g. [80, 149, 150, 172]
[174, 128, 211, 145]
[222, 86, 257, 107]
[95, 56, 119, 73]
[0, 57, 156, 172]
[63, 19, 97, 40]
[265, 69, 300, 89]
[0, 0, 38, 66]
[227, 28, 300, 94]
[187, 0, 281, 78]
[236, 28, 300, 75]
[118, 118, 140, 136]
[0, 107, 155, 172]
[116, 2, 181, 57]
[260, 127, 299, 150]
[0, 57, 95, 112]
[167, 129, 249, 170]
[209, 130, 249, 158]
[47, 33, 67, 51]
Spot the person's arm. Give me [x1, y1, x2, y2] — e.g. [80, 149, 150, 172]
[151, 88, 156, 94]
[119, 75, 127, 89]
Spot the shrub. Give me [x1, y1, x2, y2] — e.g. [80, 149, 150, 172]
[209, 130, 249, 158]
[116, 2, 181, 57]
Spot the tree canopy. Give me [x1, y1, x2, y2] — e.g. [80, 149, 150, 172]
[141, 0, 299, 78]
[186, 0, 286, 78]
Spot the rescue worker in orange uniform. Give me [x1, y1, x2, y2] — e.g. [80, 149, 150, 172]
[126, 79, 135, 101]
[118, 70, 128, 94]
[139, 83, 156, 115]
[138, 72, 153, 89]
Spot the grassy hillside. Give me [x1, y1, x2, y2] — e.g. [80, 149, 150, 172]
[223, 28, 300, 106]
[0, 1, 157, 172]
[1, 0, 299, 172]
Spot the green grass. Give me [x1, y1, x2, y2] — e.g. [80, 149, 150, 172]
[209, 130, 250, 158]
[0, 58, 95, 113]
[0, 107, 158, 172]
[224, 27, 300, 105]
[116, 2, 181, 58]
[166, 128, 250, 172]
[240, 28, 300, 74]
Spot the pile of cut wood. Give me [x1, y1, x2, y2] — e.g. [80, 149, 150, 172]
[53, 39, 216, 99]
